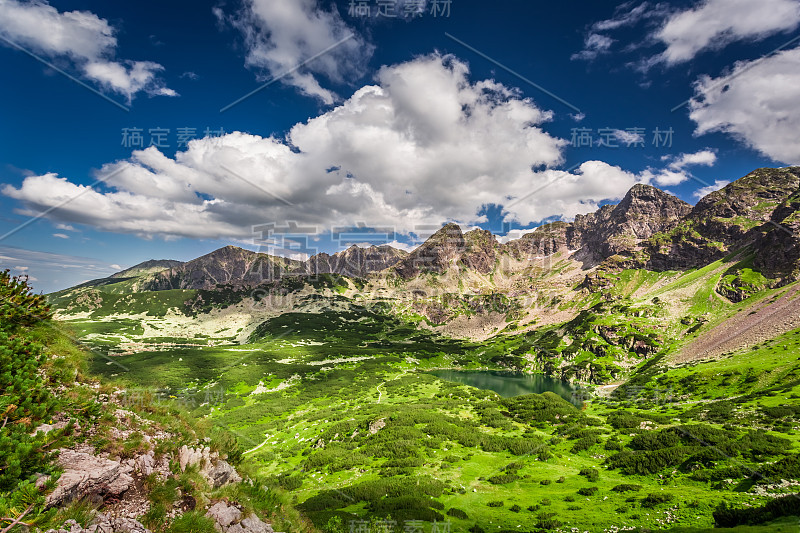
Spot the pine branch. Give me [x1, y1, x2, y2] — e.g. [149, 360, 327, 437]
[0, 504, 34, 533]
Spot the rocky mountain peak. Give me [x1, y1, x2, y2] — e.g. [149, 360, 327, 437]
[305, 244, 408, 278]
[569, 184, 691, 266]
[143, 245, 301, 290]
[462, 228, 500, 273]
[394, 223, 466, 279]
[632, 167, 800, 274]
[692, 167, 800, 221]
[110, 259, 184, 279]
[427, 222, 464, 243]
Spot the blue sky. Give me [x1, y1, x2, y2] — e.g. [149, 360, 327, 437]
[1, 0, 799, 292]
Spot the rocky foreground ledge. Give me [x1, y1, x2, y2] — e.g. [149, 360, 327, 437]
[45, 500, 276, 533]
[36, 401, 282, 533]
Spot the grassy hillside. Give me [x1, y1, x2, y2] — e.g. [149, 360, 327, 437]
[69, 298, 800, 532]
[0, 271, 317, 533]
[43, 208, 800, 531]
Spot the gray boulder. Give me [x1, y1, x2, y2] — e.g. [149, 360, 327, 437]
[47, 450, 133, 507]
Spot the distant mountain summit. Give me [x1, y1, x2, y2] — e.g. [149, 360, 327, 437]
[110, 260, 184, 279]
[58, 166, 800, 295]
[48, 166, 800, 378]
[304, 245, 408, 278]
[572, 183, 692, 265]
[394, 223, 466, 279]
[142, 246, 302, 290]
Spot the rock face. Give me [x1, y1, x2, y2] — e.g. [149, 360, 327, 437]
[46, 516, 151, 533]
[368, 418, 386, 434]
[177, 445, 242, 488]
[394, 223, 466, 279]
[638, 167, 800, 273]
[462, 229, 501, 274]
[503, 221, 573, 261]
[303, 245, 408, 278]
[491, 184, 690, 269]
[206, 501, 275, 533]
[572, 184, 692, 265]
[47, 449, 134, 508]
[752, 192, 800, 279]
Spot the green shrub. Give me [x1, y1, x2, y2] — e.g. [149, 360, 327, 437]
[641, 493, 673, 508]
[571, 435, 599, 453]
[714, 494, 800, 527]
[578, 468, 599, 482]
[0, 271, 59, 490]
[446, 508, 468, 519]
[611, 484, 642, 492]
[488, 474, 520, 485]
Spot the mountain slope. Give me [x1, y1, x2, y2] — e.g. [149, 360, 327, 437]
[47, 166, 800, 380]
[142, 245, 303, 290]
[633, 167, 800, 275]
[110, 259, 184, 279]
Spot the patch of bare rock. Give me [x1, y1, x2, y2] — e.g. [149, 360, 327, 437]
[40, 395, 273, 533]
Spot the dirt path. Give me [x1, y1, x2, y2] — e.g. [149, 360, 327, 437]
[673, 284, 800, 363]
[243, 435, 270, 455]
[376, 368, 410, 403]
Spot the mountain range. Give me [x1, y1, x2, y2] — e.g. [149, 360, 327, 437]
[50, 166, 800, 382]
[36, 166, 800, 531]
[66, 167, 800, 291]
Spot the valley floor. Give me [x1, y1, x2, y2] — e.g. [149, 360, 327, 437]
[65, 306, 800, 532]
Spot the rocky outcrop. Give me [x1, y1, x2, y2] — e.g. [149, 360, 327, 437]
[47, 449, 134, 508]
[46, 516, 151, 533]
[394, 223, 466, 279]
[178, 445, 242, 488]
[639, 167, 800, 272]
[461, 229, 501, 274]
[572, 184, 692, 266]
[368, 418, 386, 434]
[751, 192, 800, 280]
[206, 501, 275, 533]
[500, 184, 690, 269]
[503, 221, 573, 261]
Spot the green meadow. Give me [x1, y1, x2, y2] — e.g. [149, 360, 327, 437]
[69, 303, 800, 532]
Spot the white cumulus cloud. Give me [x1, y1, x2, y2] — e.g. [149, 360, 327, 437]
[3, 54, 695, 241]
[574, 0, 800, 68]
[693, 179, 730, 198]
[655, 0, 800, 65]
[639, 149, 717, 186]
[220, 0, 373, 105]
[0, 0, 176, 102]
[689, 47, 800, 165]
